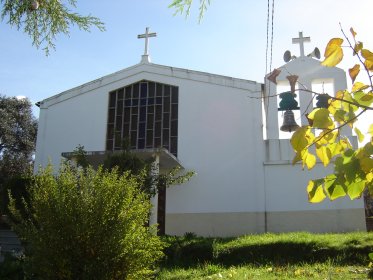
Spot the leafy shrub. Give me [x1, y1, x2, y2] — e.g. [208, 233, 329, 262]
[9, 163, 164, 280]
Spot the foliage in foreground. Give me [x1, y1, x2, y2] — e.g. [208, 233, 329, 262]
[8, 163, 164, 280]
[159, 232, 373, 279]
[288, 29, 373, 203]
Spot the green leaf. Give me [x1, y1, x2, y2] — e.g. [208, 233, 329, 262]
[316, 145, 332, 166]
[360, 157, 373, 173]
[304, 152, 317, 170]
[362, 49, 373, 71]
[353, 91, 373, 107]
[290, 126, 313, 152]
[324, 174, 346, 200]
[307, 179, 326, 203]
[369, 252, 373, 261]
[369, 124, 373, 136]
[321, 38, 344, 67]
[354, 42, 363, 55]
[354, 127, 365, 143]
[349, 64, 360, 83]
[308, 108, 334, 129]
[352, 82, 369, 93]
[347, 179, 365, 200]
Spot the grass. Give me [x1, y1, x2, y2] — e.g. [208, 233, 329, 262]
[158, 232, 373, 279]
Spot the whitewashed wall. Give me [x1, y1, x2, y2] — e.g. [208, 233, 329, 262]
[34, 62, 265, 218]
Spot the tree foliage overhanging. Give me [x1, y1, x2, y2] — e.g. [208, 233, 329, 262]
[1, 0, 105, 55]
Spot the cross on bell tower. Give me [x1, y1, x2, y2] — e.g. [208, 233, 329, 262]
[138, 27, 157, 63]
[292, 31, 310, 57]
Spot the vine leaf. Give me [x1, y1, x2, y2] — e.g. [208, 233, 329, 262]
[322, 38, 344, 67]
[324, 174, 346, 200]
[369, 124, 373, 136]
[362, 49, 373, 71]
[316, 146, 332, 166]
[354, 42, 363, 55]
[349, 64, 360, 83]
[308, 108, 335, 129]
[347, 179, 365, 200]
[354, 127, 365, 143]
[307, 180, 326, 203]
[350, 27, 357, 38]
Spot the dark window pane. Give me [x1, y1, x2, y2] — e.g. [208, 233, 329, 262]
[147, 114, 154, 129]
[163, 113, 170, 128]
[116, 116, 122, 130]
[130, 131, 137, 147]
[138, 138, 145, 149]
[133, 83, 139, 98]
[170, 137, 177, 155]
[131, 117, 138, 130]
[156, 84, 162, 97]
[124, 108, 131, 121]
[149, 82, 155, 97]
[132, 107, 138, 115]
[147, 105, 154, 114]
[171, 104, 178, 119]
[114, 132, 122, 148]
[140, 99, 147, 106]
[125, 99, 131, 106]
[171, 120, 178, 136]
[155, 122, 162, 137]
[132, 99, 139, 106]
[116, 100, 123, 115]
[109, 91, 116, 107]
[118, 88, 124, 100]
[125, 86, 132, 99]
[154, 137, 161, 147]
[140, 107, 147, 122]
[139, 123, 146, 138]
[171, 87, 179, 103]
[146, 130, 153, 146]
[123, 123, 130, 138]
[163, 129, 169, 142]
[163, 96, 170, 112]
[140, 83, 148, 98]
[164, 85, 170, 97]
[155, 106, 162, 120]
[148, 98, 154, 105]
[156, 97, 162, 105]
[106, 139, 113, 151]
[107, 124, 114, 138]
[108, 108, 115, 123]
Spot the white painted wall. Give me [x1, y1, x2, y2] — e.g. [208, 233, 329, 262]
[34, 62, 265, 216]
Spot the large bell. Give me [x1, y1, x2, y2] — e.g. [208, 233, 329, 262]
[280, 110, 299, 132]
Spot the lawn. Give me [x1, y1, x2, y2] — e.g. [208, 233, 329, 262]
[158, 232, 373, 279]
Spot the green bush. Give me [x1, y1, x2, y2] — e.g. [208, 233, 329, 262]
[9, 163, 164, 280]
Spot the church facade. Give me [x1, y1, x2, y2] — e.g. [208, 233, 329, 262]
[34, 32, 366, 236]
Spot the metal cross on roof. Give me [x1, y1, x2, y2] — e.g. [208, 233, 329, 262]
[137, 27, 157, 56]
[292, 31, 310, 57]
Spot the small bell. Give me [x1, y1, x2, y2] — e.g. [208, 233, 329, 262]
[280, 110, 299, 132]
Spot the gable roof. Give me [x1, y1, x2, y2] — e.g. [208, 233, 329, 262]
[37, 61, 262, 108]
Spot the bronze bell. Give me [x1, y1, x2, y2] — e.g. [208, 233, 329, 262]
[280, 110, 299, 132]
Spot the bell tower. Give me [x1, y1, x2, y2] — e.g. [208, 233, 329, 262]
[263, 31, 353, 161]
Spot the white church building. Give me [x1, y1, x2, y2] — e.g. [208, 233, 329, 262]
[34, 30, 366, 236]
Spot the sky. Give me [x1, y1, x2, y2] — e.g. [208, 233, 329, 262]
[1, 0, 372, 133]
